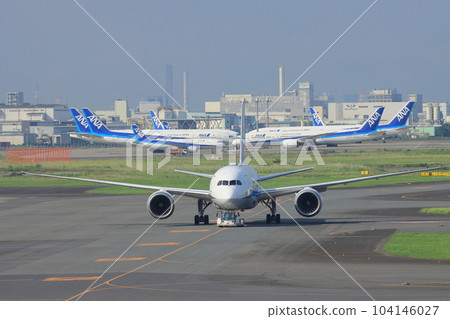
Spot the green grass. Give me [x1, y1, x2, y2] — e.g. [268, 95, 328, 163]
[383, 233, 450, 260]
[420, 207, 450, 215]
[1, 147, 449, 194]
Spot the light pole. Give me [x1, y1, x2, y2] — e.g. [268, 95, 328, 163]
[265, 97, 271, 128]
[255, 97, 260, 132]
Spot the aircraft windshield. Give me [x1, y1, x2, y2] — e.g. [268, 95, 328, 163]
[217, 180, 242, 186]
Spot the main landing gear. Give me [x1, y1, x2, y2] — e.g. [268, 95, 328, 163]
[195, 199, 211, 225]
[262, 199, 280, 224]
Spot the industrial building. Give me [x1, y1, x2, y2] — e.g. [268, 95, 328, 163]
[0, 92, 73, 145]
[206, 81, 316, 127]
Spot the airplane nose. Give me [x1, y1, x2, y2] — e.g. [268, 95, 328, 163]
[212, 188, 246, 210]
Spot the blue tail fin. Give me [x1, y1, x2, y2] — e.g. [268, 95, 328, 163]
[132, 125, 150, 143]
[149, 111, 165, 130]
[358, 107, 385, 133]
[383, 102, 414, 127]
[70, 108, 91, 133]
[162, 121, 171, 129]
[82, 108, 112, 135]
[309, 107, 325, 126]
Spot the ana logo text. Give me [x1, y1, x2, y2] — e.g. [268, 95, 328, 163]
[152, 115, 163, 129]
[87, 115, 103, 130]
[312, 112, 322, 124]
[75, 114, 89, 129]
[397, 105, 411, 121]
[367, 112, 381, 127]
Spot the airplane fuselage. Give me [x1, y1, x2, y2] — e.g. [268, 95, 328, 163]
[209, 164, 259, 211]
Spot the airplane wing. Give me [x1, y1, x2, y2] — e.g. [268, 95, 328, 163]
[297, 132, 338, 142]
[174, 170, 214, 179]
[257, 167, 313, 182]
[257, 165, 449, 201]
[22, 172, 211, 201]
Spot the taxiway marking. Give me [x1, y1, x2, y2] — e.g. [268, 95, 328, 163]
[66, 228, 226, 300]
[170, 229, 210, 233]
[43, 277, 101, 282]
[96, 257, 146, 262]
[137, 242, 180, 246]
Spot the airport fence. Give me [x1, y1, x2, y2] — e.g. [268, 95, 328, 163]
[4, 148, 72, 163]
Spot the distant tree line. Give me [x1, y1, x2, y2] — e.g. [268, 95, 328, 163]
[436, 123, 450, 137]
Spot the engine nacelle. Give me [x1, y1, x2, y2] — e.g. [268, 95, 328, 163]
[147, 191, 175, 219]
[294, 187, 322, 217]
[281, 139, 299, 148]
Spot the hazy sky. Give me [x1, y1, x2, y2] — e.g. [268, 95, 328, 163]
[1, 0, 450, 111]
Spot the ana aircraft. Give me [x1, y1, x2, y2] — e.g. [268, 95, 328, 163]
[131, 125, 224, 152]
[310, 101, 415, 139]
[70, 108, 238, 146]
[242, 107, 386, 148]
[25, 101, 449, 225]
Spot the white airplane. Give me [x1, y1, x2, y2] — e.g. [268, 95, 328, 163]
[70, 108, 238, 144]
[242, 107, 386, 148]
[131, 125, 224, 152]
[310, 101, 415, 139]
[25, 102, 448, 225]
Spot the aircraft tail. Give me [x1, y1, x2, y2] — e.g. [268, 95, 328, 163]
[384, 101, 414, 127]
[357, 107, 385, 133]
[162, 121, 171, 129]
[309, 107, 325, 126]
[149, 111, 166, 130]
[82, 108, 112, 135]
[70, 108, 91, 133]
[132, 125, 151, 143]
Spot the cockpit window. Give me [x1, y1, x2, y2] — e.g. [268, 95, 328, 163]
[217, 180, 243, 186]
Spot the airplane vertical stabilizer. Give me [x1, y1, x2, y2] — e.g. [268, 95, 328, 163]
[357, 107, 385, 133]
[70, 108, 91, 133]
[310, 107, 325, 127]
[149, 111, 165, 130]
[82, 108, 112, 135]
[382, 102, 414, 128]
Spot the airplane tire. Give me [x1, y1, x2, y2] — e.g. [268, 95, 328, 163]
[194, 215, 199, 225]
[204, 215, 209, 225]
[266, 214, 271, 224]
[276, 214, 281, 224]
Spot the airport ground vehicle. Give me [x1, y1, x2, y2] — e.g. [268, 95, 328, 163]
[216, 211, 245, 227]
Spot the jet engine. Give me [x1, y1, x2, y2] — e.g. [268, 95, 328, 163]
[281, 139, 299, 148]
[294, 187, 322, 217]
[147, 191, 175, 219]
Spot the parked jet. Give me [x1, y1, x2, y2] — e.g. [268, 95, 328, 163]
[132, 125, 224, 152]
[309, 101, 415, 139]
[243, 107, 385, 147]
[70, 108, 237, 147]
[83, 108, 237, 142]
[25, 102, 449, 225]
[146, 110, 237, 141]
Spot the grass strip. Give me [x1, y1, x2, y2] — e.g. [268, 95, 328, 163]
[382, 232, 450, 260]
[420, 207, 450, 215]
